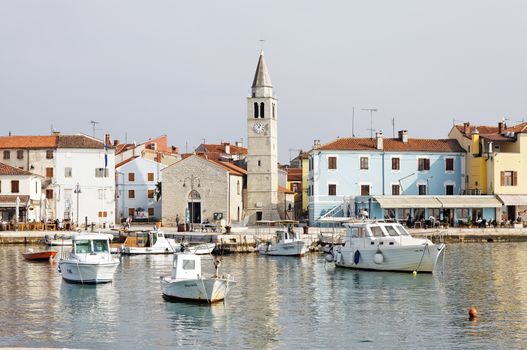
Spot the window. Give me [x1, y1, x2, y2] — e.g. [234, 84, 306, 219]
[418, 184, 427, 195]
[260, 102, 265, 118]
[445, 158, 454, 172]
[128, 172, 135, 182]
[3, 150, 9, 160]
[95, 168, 109, 177]
[392, 184, 400, 195]
[128, 190, 135, 199]
[98, 211, 108, 218]
[148, 189, 155, 199]
[148, 208, 155, 217]
[360, 157, 369, 170]
[254, 102, 259, 118]
[445, 185, 454, 195]
[93, 240, 108, 252]
[64, 167, 72, 177]
[17, 150, 24, 160]
[457, 208, 469, 219]
[46, 150, 53, 159]
[147, 172, 154, 181]
[501, 171, 517, 186]
[370, 226, 384, 237]
[328, 184, 337, 196]
[418, 158, 430, 171]
[258, 160, 261, 166]
[182, 259, 196, 270]
[45, 167, 53, 177]
[11, 180, 19, 193]
[128, 208, 135, 217]
[428, 208, 441, 219]
[360, 185, 370, 196]
[392, 157, 400, 170]
[35, 182, 38, 194]
[328, 156, 337, 170]
[0, 180, 2, 193]
[272, 103, 276, 119]
[46, 189, 53, 199]
[75, 240, 91, 254]
[98, 189, 105, 200]
[237, 180, 241, 195]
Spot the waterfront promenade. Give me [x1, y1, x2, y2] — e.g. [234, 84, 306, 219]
[2, 226, 527, 246]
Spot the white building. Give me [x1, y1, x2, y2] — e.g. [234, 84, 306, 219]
[116, 156, 166, 222]
[0, 162, 43, 222]
[0, 132, 116, 228]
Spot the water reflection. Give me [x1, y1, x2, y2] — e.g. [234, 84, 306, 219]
[1, 244, 527, 349]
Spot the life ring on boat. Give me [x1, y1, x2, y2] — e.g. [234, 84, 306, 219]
[353, 250, 361, 264]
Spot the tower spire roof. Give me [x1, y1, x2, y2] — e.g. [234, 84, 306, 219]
[251, 51, 272, 88]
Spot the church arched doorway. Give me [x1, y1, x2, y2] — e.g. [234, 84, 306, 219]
[187, 190, 202, 225]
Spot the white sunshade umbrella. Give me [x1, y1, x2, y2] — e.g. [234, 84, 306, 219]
[15, 196, 20, 223]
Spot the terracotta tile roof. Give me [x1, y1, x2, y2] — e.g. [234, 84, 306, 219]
[200, 143, 248, 155]
[115, 156, 139, 169]
[455, 122, 527, 137]
[317, 137, 465, 153]
[478, 133, 516, 142]
[57, 135, 105, 149]
[287, 168, 302, 182]
[0, 195, 30, 205]
[209, 159, 246, 176]
[0, 162, 35, 176]
[0, 136, 57, 149]
[278, 186, 294, 194]
[115, 143, 135, 155]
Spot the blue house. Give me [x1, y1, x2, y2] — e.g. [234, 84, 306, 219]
[309, 130, 500, 226]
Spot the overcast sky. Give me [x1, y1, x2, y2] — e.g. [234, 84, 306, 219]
[1, 1, 526, 162]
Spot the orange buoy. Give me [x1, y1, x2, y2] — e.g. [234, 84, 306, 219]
[468, 305, 478, 320]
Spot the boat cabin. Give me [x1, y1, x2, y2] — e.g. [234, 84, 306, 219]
[276, 228, 299, 241]
[172, 253, 202, 280]
[72, 234, 112, 255]
[122, 230, 166, 248]
[343, 223, 413, 247]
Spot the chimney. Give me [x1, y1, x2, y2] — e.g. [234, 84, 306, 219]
[376, 131, 384, 150]
[398, 130, 408, 143]
[313, 139, 321, 149]
[113, 139, 119, 146]
[223, 142, 231, 154]
[105, 133, 111, 146]
[172, 146, 180, 154]
[52, 131, 60, 136]
[235, 141, 243, 148]
[498, 122, 504, 134]
[463, 122, 471, 134]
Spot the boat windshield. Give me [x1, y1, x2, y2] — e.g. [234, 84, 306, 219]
[182, 259, 196, 270]
[370, 226, 384, 237]
[384, 225, 400, 237]
[349, 227, 366, 238]
[93, 239, 109, 252]
[75, 240, 91, 254]
[394, 224, 410, 236]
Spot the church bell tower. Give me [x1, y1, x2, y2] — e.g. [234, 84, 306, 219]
[246, 52, 280, 224]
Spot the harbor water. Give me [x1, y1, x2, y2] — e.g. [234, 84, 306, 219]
[0, 243, 526, 349]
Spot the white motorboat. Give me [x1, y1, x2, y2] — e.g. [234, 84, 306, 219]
[328, 222, 445, 273]
[257, 229, 308, 257]
[120, 229, 181, 255]
[184, 243, 216, 255]
[58, 233, 120, 283]
[160, 253, 236, 303]
[44, 234, 72, 246]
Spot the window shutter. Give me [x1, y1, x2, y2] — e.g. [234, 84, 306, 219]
[500, 172, 505, 186]
[513, 171, 518, 186]
[425, 159, 430, 170]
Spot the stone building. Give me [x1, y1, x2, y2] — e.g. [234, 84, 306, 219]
[161, 155, 245, 227]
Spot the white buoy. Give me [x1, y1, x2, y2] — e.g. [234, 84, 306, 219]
[374, 252, 384, 264]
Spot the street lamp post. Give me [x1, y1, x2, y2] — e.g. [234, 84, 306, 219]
[74, 183, 81, 227]
[362, 108, 378, 139]
[183, 175, 200, 231]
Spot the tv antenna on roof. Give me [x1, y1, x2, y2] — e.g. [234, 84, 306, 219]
[259, 39, 265, 51]
[90, 120, 101, 138]
[362, 108, 378, 139]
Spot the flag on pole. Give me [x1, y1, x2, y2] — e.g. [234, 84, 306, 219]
[104, 141, 108, 168]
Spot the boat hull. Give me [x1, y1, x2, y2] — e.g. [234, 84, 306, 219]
[161, 277, 235, 303]
[258, 241, 308, 256]
[185, 243, 216, 255]
[120, 246, 177, 255]
[334, 243, 445, 273]
[23, 251, 57, 261]
[59, 260, 119, 283]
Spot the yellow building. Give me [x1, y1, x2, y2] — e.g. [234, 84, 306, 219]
[449, 121, 527, 221]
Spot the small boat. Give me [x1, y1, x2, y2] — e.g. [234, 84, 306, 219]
[257, 229, 308, 257]
[161, 253, 236, 303]
[184, 242, 216, 255]
[44, 234, 72, 246]
[22, 248, 57, 261]
[58, 233, 120, 283]
[328, 221, 445, 273]
[120, 229, 181, 255]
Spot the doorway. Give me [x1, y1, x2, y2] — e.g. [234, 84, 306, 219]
[187, 202, 201, 223]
